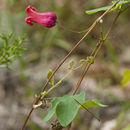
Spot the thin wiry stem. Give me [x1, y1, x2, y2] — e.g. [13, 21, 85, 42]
[72, 11, 121, 95]
[21, 1, 120, 129]
[69, 13, 121, 127]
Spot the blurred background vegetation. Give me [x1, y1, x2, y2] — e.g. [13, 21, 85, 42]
[0, 0, 130, 130]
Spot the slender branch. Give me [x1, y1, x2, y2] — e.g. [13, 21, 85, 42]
[69, 9, 122, 130]
[45, 69, 73, 96]
[34, 62, 85, 109]
[21, 1, 120, 129]
[72, 11, 121, 95]
[72, 43, 99, 95]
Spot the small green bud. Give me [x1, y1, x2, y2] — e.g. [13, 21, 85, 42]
[87, 56, 95, 64]
[69, 59, 75, 70]
[46, 69, 54, 85]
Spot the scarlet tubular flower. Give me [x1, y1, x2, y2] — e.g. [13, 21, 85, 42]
[25, 5, 57, 28]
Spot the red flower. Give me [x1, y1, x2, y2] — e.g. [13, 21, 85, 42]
[25, 5, 57, 28]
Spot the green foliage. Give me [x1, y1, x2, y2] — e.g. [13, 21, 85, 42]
[43, 91, 85, 127]
[43, 91, 107, 127]
[79, 56, 95, 64]
[85, 0, 130, 14]
[122, 69, 130, 87]
[56, 95, 83, 127]
[47, 69, 54, 85]
[86, 6, 111, 15]
[87, 56, 95, 64]
[0, 32, 26, 68]
[80, 99, 108, 109]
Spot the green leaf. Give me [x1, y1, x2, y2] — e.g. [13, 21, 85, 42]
[0, 33, 26, 69]
[43, 95, 74, 122]
[43, 91, 85, 127]
[56, 92, 85, 127]
[86, 6, 111, 14]
[46, 69, 54, 85]
[43, 97, 60, 122]
[122, 69, 130, 87]
[85, 0, 130, 15]
[87, 56, 95, 64]
[80, 99, 108, 109]
[112, 1, 130, 7]
[73, 91, 85, 103]
[56, 96, 78, 127]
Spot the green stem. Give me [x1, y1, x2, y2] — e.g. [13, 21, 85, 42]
[42, 62, 85, 99]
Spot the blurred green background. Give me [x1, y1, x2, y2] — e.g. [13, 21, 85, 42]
[0, 0, 130, 130]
